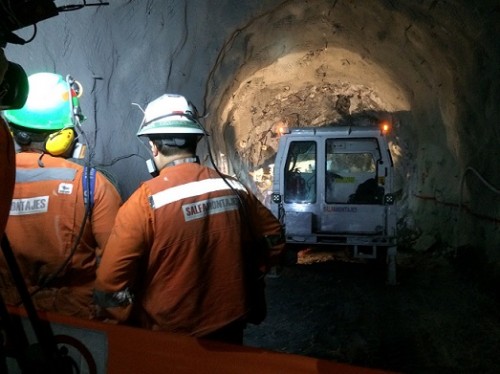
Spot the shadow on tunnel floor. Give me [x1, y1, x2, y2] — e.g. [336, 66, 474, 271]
[245, 247, 500, 373]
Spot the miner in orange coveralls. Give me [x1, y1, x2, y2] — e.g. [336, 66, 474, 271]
[94, 94, 285, 344]
[0, 48, 16, 237]
[0, 72, 122, 319]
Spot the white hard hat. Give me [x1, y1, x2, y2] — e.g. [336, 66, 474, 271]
[136, 94, 206, 137]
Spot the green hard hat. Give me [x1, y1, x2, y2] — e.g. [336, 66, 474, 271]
[3, 72, 82, 131]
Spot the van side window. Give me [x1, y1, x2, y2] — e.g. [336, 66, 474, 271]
[284, 141, 316, 203]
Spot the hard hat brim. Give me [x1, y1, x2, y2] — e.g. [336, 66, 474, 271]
[136, 119, 206, 137]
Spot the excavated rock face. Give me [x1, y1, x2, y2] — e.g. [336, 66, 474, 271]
[221, 82, 397, 200]
[203, 0, 499, 258]
[5, 0, 499, 260]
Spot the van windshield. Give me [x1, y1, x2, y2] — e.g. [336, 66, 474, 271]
[325, 138, 384, 204]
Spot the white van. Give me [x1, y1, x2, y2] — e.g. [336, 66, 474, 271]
[270, 124, 398, 284]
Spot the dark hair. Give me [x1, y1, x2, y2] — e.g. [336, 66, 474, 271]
[150, 135, 199, 156]
[9, 122, 51, 146]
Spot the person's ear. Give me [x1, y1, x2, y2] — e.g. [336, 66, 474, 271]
[149, 140, 158, 157]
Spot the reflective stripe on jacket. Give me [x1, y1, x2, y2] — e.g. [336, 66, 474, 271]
[95, 162, 284, 336]
[0, 152, 122, 319]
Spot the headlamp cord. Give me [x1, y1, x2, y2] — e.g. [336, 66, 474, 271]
[205, 135, 268, 324]
[27, 115, 95, 298]
[200, 117, 249, 225]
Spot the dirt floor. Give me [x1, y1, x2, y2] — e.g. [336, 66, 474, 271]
[244, 246, 500, 374]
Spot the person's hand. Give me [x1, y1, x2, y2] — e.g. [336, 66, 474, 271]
[0, 49, 8, 84]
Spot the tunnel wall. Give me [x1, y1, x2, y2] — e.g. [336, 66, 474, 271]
[205, 0, 500, 261]
[4, 0, 500, 262]
[5, 0, 282, 197]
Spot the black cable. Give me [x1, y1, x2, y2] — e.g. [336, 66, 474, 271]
[28, 75, 136, 296]
[29, 112, 94, 296]
[21, 25, 37, 44]
[29, 188, 92, 296]
[198, 118, 253, 225]
[96, 152, 148, 167]
[1, 235, 61, 372]
[0, 288, 30, 372]
[58, 1, 110, 12]
[203, 133, 270, 324]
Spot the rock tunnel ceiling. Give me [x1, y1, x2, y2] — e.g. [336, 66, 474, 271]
[4, 0, 500, 260]
[204, 0, 499, 258]
[216, 48, 410, 202]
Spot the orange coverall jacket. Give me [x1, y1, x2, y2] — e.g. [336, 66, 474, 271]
[0, 151, 122, 319]
[95, 161, 284, 337]
[0, 118, 15, 236]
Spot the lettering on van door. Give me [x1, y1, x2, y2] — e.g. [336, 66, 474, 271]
[323, 205, 357, 213]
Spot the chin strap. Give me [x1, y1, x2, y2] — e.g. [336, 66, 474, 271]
[164, 156, 199, 168]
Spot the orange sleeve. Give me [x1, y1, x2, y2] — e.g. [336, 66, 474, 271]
[94, 184, 154, 321]
[246, 192, 286, 271]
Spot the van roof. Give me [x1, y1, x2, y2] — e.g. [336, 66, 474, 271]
[284, 126, 387, 137]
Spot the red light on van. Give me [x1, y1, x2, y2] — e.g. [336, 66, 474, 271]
[380, 121, 390, 135]
[276, 125, 290, 136]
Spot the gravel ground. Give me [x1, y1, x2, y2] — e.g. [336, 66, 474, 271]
[244, 246, 500, 373]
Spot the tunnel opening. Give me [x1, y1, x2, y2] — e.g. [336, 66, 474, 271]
[218, 54, 409, 200]
[205, 1, 417, 248]
[203, 0, 500, 261]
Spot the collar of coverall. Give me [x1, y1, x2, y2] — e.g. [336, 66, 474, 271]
[164, 156, 200, 168]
